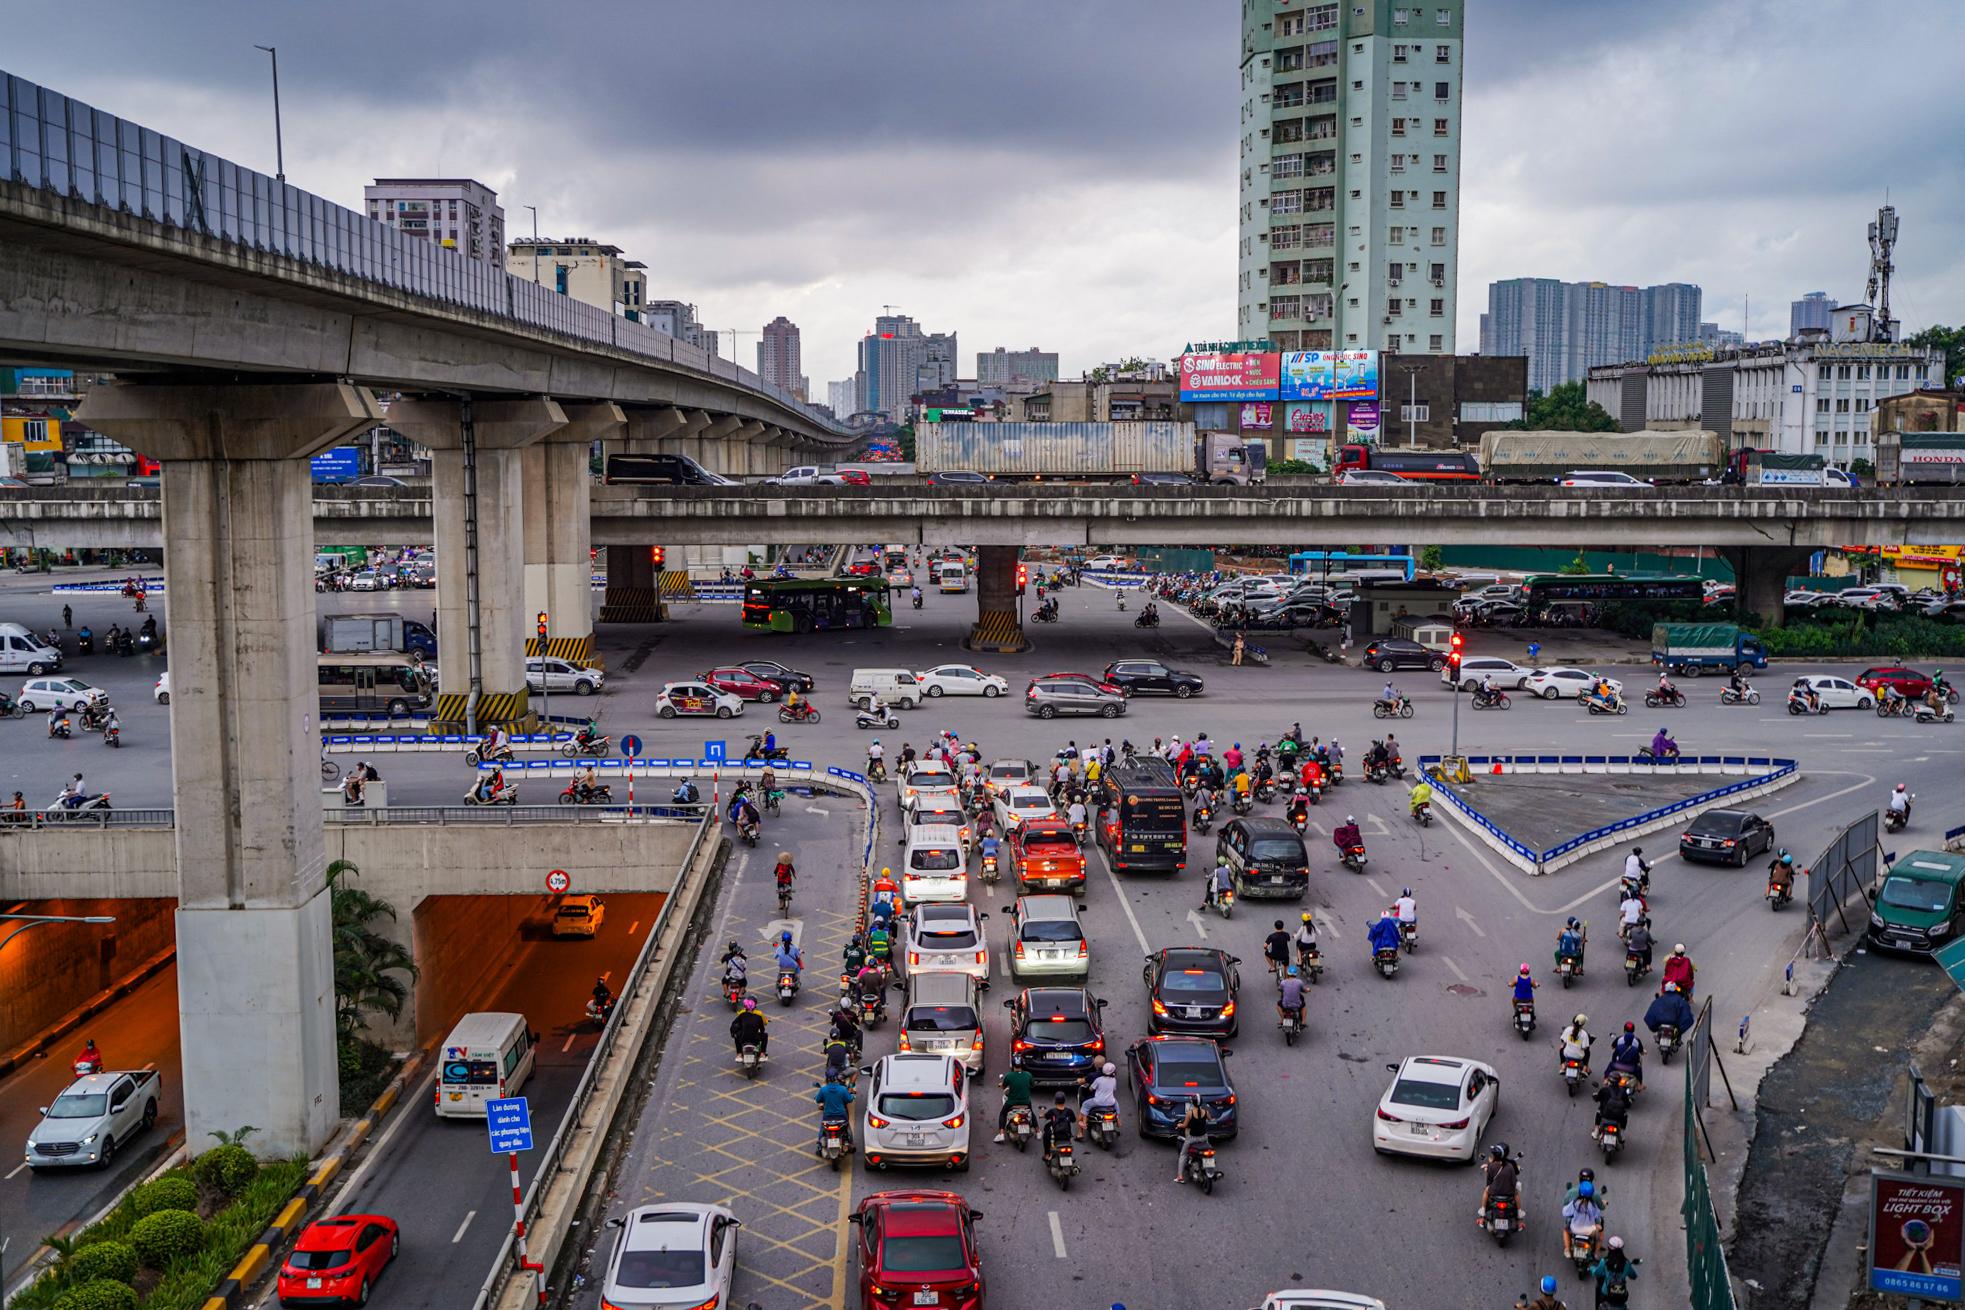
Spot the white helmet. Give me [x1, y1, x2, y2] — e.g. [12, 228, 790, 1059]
[1346, 814, 1357, 824]
[1102, 1061, 1116, 1076]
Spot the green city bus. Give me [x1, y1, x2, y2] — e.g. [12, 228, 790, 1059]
[741, 578, 894, 634]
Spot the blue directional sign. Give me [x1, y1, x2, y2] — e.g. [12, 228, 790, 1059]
[486, 1097, 533, 1154]
[620, 733, 642, 758]
[704, 740, 727, 762]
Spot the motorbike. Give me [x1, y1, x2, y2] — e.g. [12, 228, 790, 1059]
[744, 735, 791, 761]
[1624, 951, 1649, 987]
[1719, 685, 1761, 706]
[1213, 886, 1235, 920]
[1046, 1140, 1079, 1191]
[1471, 690, 1511, 711]
[1364, 761, 1389, 785]
[856, 990, 884, 1028]
[1595, 1118, 1624, 1165]
[1877, 696, 1914, 718]
[1071, 817, 1089, 845]
[1341, 844, 1368, 873]
[1569, 1224, 1603, 1280]
[1598, 1257, 1641, 1307]
[1032, 607, 1059, 624]
[560, 734, 611, 757]
[1635, 745, 1681, 765]
[1005, 1104, 1036, 1152]
[776, 969, 800, 1006]
[1886, 805, 1910, 833]
[819, 1115, 851, 1170]
[1388, 754, 1408, 780]
[1656, 1024, 1682, 1064]
[1134, 612, 1160, 628]
[464, 783, 518, 806]
[1585, 694, 1628, 716]
[1915, 702, 1956, 725]
[102, 724, 120, 748]
[1644, 686, 1687, 709]
[981, 852, 999, 883]
[1482, 1191, 1521, 1247]
[1371, 697, 1414, 720]
[777, 703, 821, 725]
[1557, 954, 1582, 987]
[559, 781, 613, 805]
[1399, 920, 1417, 954]
[464, 743, 515, 767]
[911, 592, 923, 609]
[1193, 803, 1214, 835]
[1513, 1000, 1536, 1040]
[1230, 791, 1253, 815]
[1766, 878, 1793, 910]
[76, 633, 95, 656]
[1561, 1057, 1589, 1097]
[867, 759, 888, 782]
[738, 1043, 763, 1079]
[1288, 808, 1308, 835]
[1180, 773, 1201, 799]
[1280, 1005, 1305, 1046]
[47, 719, 72, 740]
[72, 1052, 104, 1077]
[1085, 1104, 1119, 1150]
[777, 880, 794, 915]
[1373, 946, 1400, 979]
[1254, 777, 1276, 803]
[1410, 801, 1432, 827]
[1787, 693, 1829, 716]
[1179, 1139, 1224, 1194]
[1326, 760, 1344, 786]
[855, 707, 899, 730]
[584, 995, 615, 1028]
[722, 974, 747, 1008]
[737, 819, 760, 848]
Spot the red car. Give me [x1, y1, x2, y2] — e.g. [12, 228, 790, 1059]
[838, 468, 873, 486]
[702, 666, 783, 702]
[1010, 817, 1086, 894]
[847, 561, 881, 576]
[276, 1214, 398, 1306]
[850, 1190, 985, 1310]
[1856, 666, 1953, 701]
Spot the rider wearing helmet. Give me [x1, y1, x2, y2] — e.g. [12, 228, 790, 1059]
[1556, 916, 1586, 969]
[1512, 962, 1539, 1003]
[1078, 1060, 1120, 1135]
[1276, 964, 1307, 1022]
[1768, 847, 1797, 895]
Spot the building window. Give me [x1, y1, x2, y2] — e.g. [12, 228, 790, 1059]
[1430, 228, 1446, 247]
[1856, 364, 1871, 379]
[1390, 191, 1404, 208]
[1387, 334, 1401, 349]
[1435, 81, 1451, 99]
[1392, 81, 1408, 99]
[1433, 153, 1448, 171]
[1429, 334, 1444, 351]
[1430, 298, 1444, 315]
[1393, 6, 1408, 21]
[1394, 44, 1409, 62]
[1898, 364, 1912, 379]
[1436, 8, 1452, 22]
[1434, 118, 1450, 135]
[1390, 153, 1405, 172]
[1391, 118, 1406, 136]
[1388, 262, 1404, 284]
[1837, 365, 1851, 379]
[1816, 397, 1831, 413]
[1389, 227, 1404, 244]
[1835, 398, 1850, 412]
[1856, 397, 1871, 411]
[1431, 190, 1447, 208]
[1400, 403, 1431, 422]
[1436, 44, 1451, 62]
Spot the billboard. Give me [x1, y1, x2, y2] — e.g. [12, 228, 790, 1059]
[1332, 350, 1380, 400]
[1347, 400, 1381, 441]
[1869, 1172, 1965, 1301]
[1285, 404, 1328, 433]
[310, 446, 363, 483]
[1179, 352, 1279, 402]
[1280, 351, 1334, 400]
[1239, 402, 1274, 430]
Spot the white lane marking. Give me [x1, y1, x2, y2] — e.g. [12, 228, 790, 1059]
[560, 1033, 577, 1053]
[5, 1161, 29, 1180]
[805, 805, 832, 817]
[1307, 820, 1328, 836]
[1169, 604, 1214, 635]
[1184, 909, 1212, 940]
[1364, 814, 1390, 835]
[1442, 956, 1470, 982]
[327, 1062, 439, 1214]
[451, 1210, 477, 1243]
[1095, 847, 1153, 955]
[1803, 733, 1852, 738]
[1362, 875, 1387, 899]
[1454, 906, 1486, 938]
[1844, 749, 1894, 753]
[627, 920, 640, 936]
[1048, 1209, 1067, 1259]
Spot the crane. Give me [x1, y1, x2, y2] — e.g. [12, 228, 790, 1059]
[1865, 205, 1898, 342]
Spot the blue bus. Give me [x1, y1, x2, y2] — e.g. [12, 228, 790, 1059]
[1287, 551, 1416, 584]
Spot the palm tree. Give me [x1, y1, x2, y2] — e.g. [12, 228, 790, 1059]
[326, 861, 418, 1036]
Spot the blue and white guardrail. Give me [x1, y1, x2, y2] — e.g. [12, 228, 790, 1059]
[1418, 753, 1801, 876]
[51, 576, 167, 594]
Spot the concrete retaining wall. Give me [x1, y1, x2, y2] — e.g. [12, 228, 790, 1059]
[0, 896, 174, 1056]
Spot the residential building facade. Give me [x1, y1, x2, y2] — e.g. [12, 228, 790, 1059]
[644, 300, 718, 355]
[976, 347, 1060, 390]
[827, 379, 857, 420]
[1479, 278, 1703, 394]
[506, 238, 646, 318]
[364, 178, 505, 270]
[1237, 0, 1464, 356]
[1791, 291, 1834, 338]
[856, 315, 956, 421]
[757, 317, 803, 396]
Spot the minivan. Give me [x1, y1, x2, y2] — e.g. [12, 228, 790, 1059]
[903, 823, 969, 903]
[899, 972, 985, 1073]
[936, 561, 969, 594]
[850, 668, 923, 710]
[0, 623, 62, 675]
[1869, 850, 1965, 954]
[1218, 817, 1310, 899]
[434, 1012, 537, 1118]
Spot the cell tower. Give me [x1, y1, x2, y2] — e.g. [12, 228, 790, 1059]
[1865, 205, 1898, 342]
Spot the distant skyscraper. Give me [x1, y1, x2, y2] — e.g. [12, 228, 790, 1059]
[827, 379, 856, 417]
[977, 347, 1060, 388]
[364, 178, 505, 270]
[1482, 278, 1704, 393]
[855, 315, 956, 421]
[1790, 291, 1834, 337]
[756, 316, 803, 394]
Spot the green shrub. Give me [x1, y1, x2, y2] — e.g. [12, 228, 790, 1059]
[51, 1280, 137, 1310]
[132, 1175, 199, 1218]
[64, 1242, 137, 1285]
[128, 1209, 205, 1268]
[193, 1144, 259, 1197]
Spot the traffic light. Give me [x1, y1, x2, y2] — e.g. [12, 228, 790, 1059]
[649, 546, 666, 569]
[1015, 562, 1028, 589]
[537, 611, 550, 640]
[1448, 630, 1464, 674]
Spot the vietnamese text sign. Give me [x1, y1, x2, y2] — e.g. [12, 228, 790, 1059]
[1239, 402, 1274, 430]
[1347, 400, 1381, 440]
[1281, 351, 1335, 400]
[486, 1097, 534, 1154]
[1870, 1171, 1965, 1301]
[1286, 403, 1328, 433]
[1332, 350, 1380, 400]
[1178, 352, 1280, 402]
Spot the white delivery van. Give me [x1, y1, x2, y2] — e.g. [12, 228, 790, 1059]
[850, 668, 923, 710]
[434, 1012, 536, 1118]
[903, 824, 969, 903]
[0, 623, 63, 675]
[936, 562, 969, 594]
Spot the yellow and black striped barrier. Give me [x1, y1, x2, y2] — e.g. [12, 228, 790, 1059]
[658, 569, 696, 598]
[965, 609, 1029, 654]
[432, 691, 536, 731]
[525, 634, 597, 667]
[598, 586, 667, 624]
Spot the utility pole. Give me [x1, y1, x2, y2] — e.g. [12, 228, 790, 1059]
[252, 46, 285, 182]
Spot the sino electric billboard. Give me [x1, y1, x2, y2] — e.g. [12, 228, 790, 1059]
[1178, 352, 1280, 402]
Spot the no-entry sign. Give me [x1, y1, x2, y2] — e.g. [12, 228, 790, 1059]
[546, 869, 570, 894]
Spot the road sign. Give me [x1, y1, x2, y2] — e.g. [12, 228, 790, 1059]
[705, 740, 727, 762]
[545, 869, 570, 894]
[486, 1097, 533, 1154]
[621, 733, 642, 758]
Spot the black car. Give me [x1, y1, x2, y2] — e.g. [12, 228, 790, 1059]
[1102, 660, 1205, 698]
[1362, 638, 1446, 674]
[1131, 471, 1194, 487]
[1125, 1036, 1238, 1140]
[1143, 946, 1241, 1037]
[739, 659, 815, 694]
[1679, 808, 1776, 866]
[1003, 987, 1108, 1085]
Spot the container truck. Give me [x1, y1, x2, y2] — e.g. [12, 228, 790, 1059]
[1876, 432, 1965, 486]
[915, 422, 1265, 484]
[1650, 622, 1768, 676]
[1733, 451, 1827, 486]
[1476, 430, 1726, 484]
[320, 612, 438, 658]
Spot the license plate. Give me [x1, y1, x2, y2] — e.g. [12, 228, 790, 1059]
[905, 1133, 928, 1147]
[1130, 843, 1146, 852]
[1045, 1052, 1072, 1061]
[915, 1293, 941, 1306]
[1494, 1218, 1511, 1232]
[307, 1279, 324, 1289]
[1410, 1123, 1429, 1136]
[1185, 1007, 1205, 1018]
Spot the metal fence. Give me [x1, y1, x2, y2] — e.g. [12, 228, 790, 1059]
[1806, 808, 1880, 937]
[1683, 1060, 1740, 1310]
[0, 807, 174, 830]
[324, 803, 705, 825]
[0, 70, 844, 437]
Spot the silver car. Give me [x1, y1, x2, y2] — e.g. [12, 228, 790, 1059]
[1025, 681, 1127, 719]
[899, 971, 985, 1073]
[903, 902, 991, 985]
[599, 1203, 739, 1310]
[1008, 895, 1090, 979]
[861, 1053, 972, 1171]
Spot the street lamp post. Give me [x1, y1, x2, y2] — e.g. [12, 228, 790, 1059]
[252, 46, 285, 183]
[1401, 363, 1424, 449]
[0, 914, 115, 953]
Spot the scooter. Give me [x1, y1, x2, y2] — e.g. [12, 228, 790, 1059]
[1766, 879, 1793, 910]
[1341, 844, 1368, 873]
[1569, 1224, 1603, 1280]
[1719, 685, 1760, 706]
[1482, 1192, 1521, 1247]
[1914, 702, 1956, 725]
[1655, 1024, 1682, 1063]
[102, 724, 120, 748]
[464, 743, 516, 767]
[1045, 1140, 1079, 1191]
[1786, 693, 1829, 716]
[1513, 1000, 1537, 1040]
[1399, 920, 1417, 954]
[738, 1043, 764, 1079]
[464, 782, 519, 806]
[1644, 687, 1687, 709]
[1557, 954, 1583, 987]
[1594, 1119, 1624, 1164]
[855, 707, 899, 730]
[777, 703, 821, 725]
[1561, 1057, 1589, 1097]
[1004, 1104, 1036, 1152]
[1374, 946, 1400, 979]
[1179, 1139, 1224, 1194]
[1085, 1105, 1119, 1150]
[776, 970, 800, 1006]
[744, 735, 791, 761]
[1585, 694, 1629, 716]
[1410, 801, 1432, 827]
[818, 1115, 851, 1170]
[72, 1052, 104, 1077]
[1886, 805, 1910, 833]
[49, 790, 112, 816]
[584, 995, 615, 1028]
[1134, 612, 1160, 629]
[47, 719, 72, 740]
[1280, 1005, 1305, 1046]
[1213, 886, 1235, 920]
[560, 734, 611, 757]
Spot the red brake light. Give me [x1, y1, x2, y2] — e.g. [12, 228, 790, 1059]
[1442, 1116, 1470, 1129]
[867, 1114, 891, 1129]
[1376, 1108, 1403, 1122]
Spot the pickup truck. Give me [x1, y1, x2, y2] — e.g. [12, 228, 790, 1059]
[25, 1070, 162, 1170]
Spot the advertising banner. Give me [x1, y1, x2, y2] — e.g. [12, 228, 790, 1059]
[1333, 350, 1380, 400]
[309, 446, 362, 483]
[1347, 400, 1381, 441]
[1179, 352, 1280, 402]
[1285, 403, 1328, 433]
[1291, 438, 1330, 463]
[1281, 351, 1336, 400]
[1239, 402, 1274, 430]
[1869, 1172, 1965, 1302]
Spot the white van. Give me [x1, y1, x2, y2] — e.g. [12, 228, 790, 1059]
[434, 1012, 536, 1118]
[903, 824, 969, 903]
[850, 668, 922, 710]
[0, 624, 63, 675]
[936, 562, 969, 594]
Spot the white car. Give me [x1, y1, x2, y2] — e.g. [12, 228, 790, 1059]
[153, 671, 170, 705]
[1007, 895, 1089, 979]
[898, 760, 959, 809]
[1085, 555, 1130, 571]
[901, 824, 969, 903]
[862, 1053, 972, 1171]
[1254, 1293, 1389, 1310]
[1790, 674, 1873, 710]
[18, 677, 107, 712]
[915, 664, 1008, 698]
[1558, 470, 1653, 488]
[903, 902, 991, 984]
[653, 681, 743, 719]
[983, 758, 1036, 798]
[1442, 656, 1531, 692]
[993, 786, 1056, 834]
[526, 657, 604, 696]
[1371, 1055, 1500, 1162]
[1523, 668, 1623, 701]
[348, 571, 383, 591]
[598, 1202, 739, 1310]
[1337, 469, 1408, 486]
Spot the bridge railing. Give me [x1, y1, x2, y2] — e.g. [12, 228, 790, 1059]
[0, 807, 175, 829]
[0, 70, 847, 439]
[0, 804, 707, 829]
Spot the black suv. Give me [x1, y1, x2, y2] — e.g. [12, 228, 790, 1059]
[1362, 638, 1446, 673]
[1217, 817, 1309, 899]
[1003, 986, 1108, 1085]
[1142, 947, 1241, 1038]
[1102, 660, 1206, 698]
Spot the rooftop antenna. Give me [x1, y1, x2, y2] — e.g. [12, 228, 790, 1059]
[1866, 204, 1899, 342]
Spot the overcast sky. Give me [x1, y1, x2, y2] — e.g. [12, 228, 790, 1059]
[10, 1, 1962, 389]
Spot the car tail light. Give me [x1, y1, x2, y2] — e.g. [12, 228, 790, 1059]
[944, 1114, 966, 1128]
[1151, 998, 1168, 1016]
[1442, 1116, 1470, 1129]
[898, 1033, 912, 1051]
[909, 952, 921, 965]
[1013, 1039, 1028, 1052]
[1722, 839, 1736, 848]
[1377, 1108, 1403, 1122]
[867, 1114, 891, 1129]
[1225, 1093, 1237, 1106]
[1221, 1000, 1236, 1018]
[974, 951, 986, 965]
[681, 1297, 721, 1310]
[1088, 1038, 1104, 1052]
[1014, 940, 1026, 958]
[1077, 940, 1088, 958]
[1145, 1092, 1161, 1105]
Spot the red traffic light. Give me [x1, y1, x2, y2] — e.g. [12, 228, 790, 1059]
[649, 546, 666, 569]
[537, 611, 549, 639]
[1016, 563, 1028, 587]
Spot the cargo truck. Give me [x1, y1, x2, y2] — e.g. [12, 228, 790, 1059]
[1477, 430, 1727, 484]
[320, 612, 438, 658]
[1651, 622, 1768, 676]
[915, 421, 1265, 484]
[1876, 432, 1965, 485]
[1733, 451, 1827, 486]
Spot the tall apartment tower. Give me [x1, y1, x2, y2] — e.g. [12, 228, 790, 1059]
[364, 178, 505, 271]
[855, 315, 956, 421]
[1237, 0, 1464, 354]
[757, 316, 803, 394]
[1790, 291, 1834, 338]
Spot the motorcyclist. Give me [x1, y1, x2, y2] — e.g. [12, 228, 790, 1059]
[1648, 728, 1679, 761]
[1605, 1021, 1645, 1092]
[1332, 814, 1363, 860]
[472, 768, 507, 804]
[1728, 665, 1749, 696]
[1512, 962, 1540, 1007]
[76, 1037, 102, 1070]
[729, 794, 761, 840]
[870, 866, 901, 916]
[1067, 795, 1089, 834]
[1479, 1142, 1522, 1227]
[1526, 1276, 1565, 1310]
[1617, 889, 1648, 941]
[1556, 917, 1587, 971]
[1477, 673, 1500, 705]
[1561, 1180, 1606, 1261]
[479, 722, 511, 762]
[672, 778, 700, 804]
[773, 931, 804, 980]
[1263, 920, 1293, 976]
[1656, 669, 1678, 702]
[48, 707, 70, 739]
[1790, 677, 1822, 714]
[1589, 1236, 1639, 1307]
[865, 920, 893, 965]
[1661, 944, 1695, 996]
[1040, 1091, 1077, 1162]
[1173, 1098, 1212, 1183]
[58, 772, 88, 809]
[828, 1000, 863, 1055]
[1930, 669, 1952, 712]
[1222, 742, 1244, 772]
[1624, 919, 1654, 973]
[1621, 847, 1650, 896]
[910, 584, 923, 608]
[1884, 682, 1907, 714]
[590, 976, 614, 1020]
[1365, 739, 1390, 775]
[1276, 965, 1308, 1025]
[574, 716, 605, 751]
[1595, 1073, 1634, 1144]
[1409, 777, 1434, 819]
[572, 761, 600, 802]
[1393, 887, 1417, 931]
[1367, 912, 1402, 958]
[1379, 680, 1400, 712]
[994, 1064, 1035, 1142]
[1293, 911, 1319, 967]
[1298, 755, 1326, 795]
[1078, 1061, 1119, 1136]
[1889, 783, 1913, 822]
[1768, 848, 1798, 897]
[1644, 983, 1695, 1042]
[1201, 859, 1234, 911]
[851, 961, 888, 1019]
[1286, 785, 1311, 827]
[730, 998, 769, 1056]
[814, 1075, 856, 1152]
[1557, 1013, 1593, 1068]
[720, 942, 749, 1000]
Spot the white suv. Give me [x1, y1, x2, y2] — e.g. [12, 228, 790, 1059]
[861, 1053, 972, 1171]
[1442, 656, 1530, 692]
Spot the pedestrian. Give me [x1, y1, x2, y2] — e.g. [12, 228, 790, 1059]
[1232, 631, 1246, 667]
[1340, 617, 1353, 652]
[62, 604, 72, 630]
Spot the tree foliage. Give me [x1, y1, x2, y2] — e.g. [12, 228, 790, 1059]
[327, 862, 418, 1037]
[1503, 381, 1621, 433]
[1906, 324, 1965, 391]
[1419, 545, 1445, 573]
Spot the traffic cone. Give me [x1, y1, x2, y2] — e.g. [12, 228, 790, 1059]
[1492, 761, 1504, 774]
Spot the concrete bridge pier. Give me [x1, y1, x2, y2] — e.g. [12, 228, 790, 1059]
[964, 545, 1030, 653]
[391, 396, 568, 728]
[74, 381, 382, 1156]
[1722, 545, 1815, 628]
[524, 402, 622, 666]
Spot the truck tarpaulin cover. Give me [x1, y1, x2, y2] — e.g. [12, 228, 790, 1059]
[1651, 622, 1745, 653]
[1178, 353, 1280, 402]
[915, 421, 1194, 476]
[1476, 429, 1725, 480]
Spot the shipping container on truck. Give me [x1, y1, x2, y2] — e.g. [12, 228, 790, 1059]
[1736, 451, 1828, 486]
[1876, 432, 1965, 486]
[1476, 430, 1726, 484]
[320, 612, 438, 658]
[915, 422, 1266, 484]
